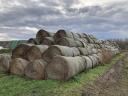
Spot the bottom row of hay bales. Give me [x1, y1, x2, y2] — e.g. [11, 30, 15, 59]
[0, 50, 114, 81]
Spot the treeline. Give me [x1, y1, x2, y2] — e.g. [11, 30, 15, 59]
[109, 39, 128, 50]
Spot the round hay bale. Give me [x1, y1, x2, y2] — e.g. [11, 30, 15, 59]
[42, 45, 80, 62]
[10, 58, 29, 75]
[92, 54, 100, 65]
[54, 30, 74, 41]
[88, 55, 98, 68]
[36, 29, 54, 43]
[92, 49, 98, 54]
[78, 47, 89, 56]
[26, 45, 48, 62]
[27, 38, 39, 45]
[46, 56, 86, 80]
[0, 54, 11, 72]
[82, 56, 93, 69]
[40, 37, 55, 45]
[12, 43, 33, 59]
[25, 59, 47, 80]
[56, 37, 84, 47]
[86, 48, 93, 55]
[78, 33, 87, 38]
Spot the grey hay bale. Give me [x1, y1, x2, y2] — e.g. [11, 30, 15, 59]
[92, 54, 102, 64]
[56, 37, 85, 47]
[40, 37, 55, 46]
[82, 56, 93, 69]
[12, 43, 33, 59]
[78, 47, 89, 56]
[92, 49, 98, 54]
[78, 33, 88, 38]
[36, 29, 54, 43]
[10, 58, 29, 75]
[26, 45, 48, 62]
[0, 54, 11, 72]
[46, 56, 86, 80]
[25, 59, 47, 80]
[42, 45, 80, 63]
[27, 38, 39, 45]
[88, 55, 99, 68]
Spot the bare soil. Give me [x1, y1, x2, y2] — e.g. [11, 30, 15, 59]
[82, 53, 128, 96]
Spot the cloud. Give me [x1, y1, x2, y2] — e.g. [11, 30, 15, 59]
[0, 0, 128, 40]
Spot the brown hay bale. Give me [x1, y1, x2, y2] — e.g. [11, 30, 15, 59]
[25, 59, 47, 80]
[27, 38, 39, 45]
[101, 49, 113, 64]
[54, 29, 74, 41]
[0, 54, 11, 72]
[26, 45, 48, 62]
[56, 37, 84, 47]
[12, 43, 33, 59]
[40, 37, 55, 45]
[46, 56, 86, 80]
[42, 45, 80, 63]
[10, 58, 29, 75]
[36, 29, 54, 43]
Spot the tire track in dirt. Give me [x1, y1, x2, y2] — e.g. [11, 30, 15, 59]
[82, 52, 128, 96]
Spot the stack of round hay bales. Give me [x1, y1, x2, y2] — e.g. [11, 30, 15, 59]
[0, 54, 11, 72]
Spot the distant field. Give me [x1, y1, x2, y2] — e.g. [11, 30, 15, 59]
[0, 52, 125, 96]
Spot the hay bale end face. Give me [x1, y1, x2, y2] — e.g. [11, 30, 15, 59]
[0, 54, 11, 72]
[10, 58, 29, 75]
[12, 43, 33, 59]
[25, 59, 47, 80]
[26, 45, 48, 62]
[36, 29, 54, 43]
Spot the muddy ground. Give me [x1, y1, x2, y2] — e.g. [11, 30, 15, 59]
[82, 53, 128, 96]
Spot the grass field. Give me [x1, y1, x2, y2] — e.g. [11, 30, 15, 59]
[0, 52, 125, 96]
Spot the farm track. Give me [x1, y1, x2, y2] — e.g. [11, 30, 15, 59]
[82, 52, 128, 96]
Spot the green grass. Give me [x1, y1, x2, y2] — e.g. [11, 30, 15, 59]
[0, 53, 125, 96]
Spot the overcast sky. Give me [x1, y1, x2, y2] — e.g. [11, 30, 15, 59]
[0, 0, 128, 41]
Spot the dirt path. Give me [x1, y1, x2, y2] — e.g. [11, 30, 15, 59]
[82, 53, 128, 96]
